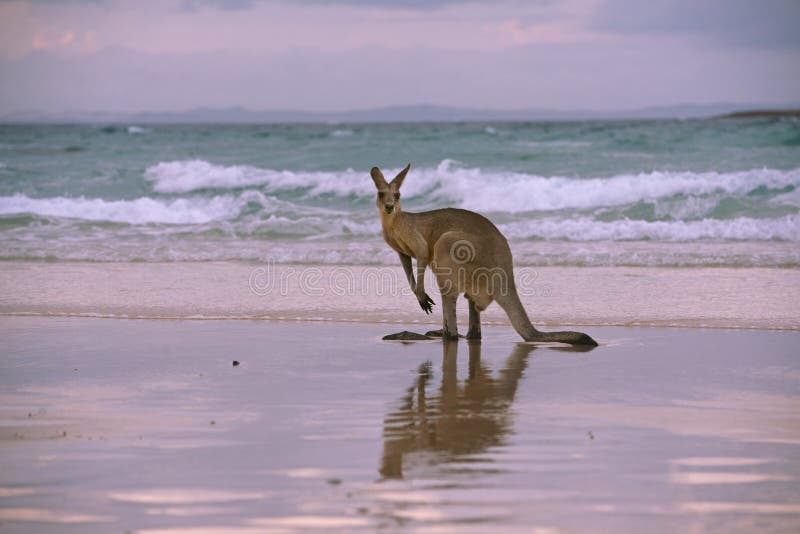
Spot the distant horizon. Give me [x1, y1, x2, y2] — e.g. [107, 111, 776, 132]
[4, 101, 800, 124]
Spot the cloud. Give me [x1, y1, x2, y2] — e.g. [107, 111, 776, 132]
[0, 0, 598, 60]
[174, 0, 496, 13]
[592, 0, 800, 49]
[0, 0, 103, 3]
[193, 0, 493, 10]
[1, 0, 798, 114]
[2, 39, 798, 115]
[180, 0, 255, 11]
[295, 0, 487, 9]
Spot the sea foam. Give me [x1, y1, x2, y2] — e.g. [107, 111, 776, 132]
[0, 191, 375, 235]
[498, 214, 800, 242]
[0, 193, 243, 224]
[145, 160, 382, 198]
[145, 159, 800, 214]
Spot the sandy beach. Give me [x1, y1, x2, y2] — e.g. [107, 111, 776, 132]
[1, 314, 799, 533]
[2, 262, 799, 330]
[2, 261, 799, 530]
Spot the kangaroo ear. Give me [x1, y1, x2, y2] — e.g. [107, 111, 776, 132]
[390, 163, 411, 189]
[370, 167, 388, 188]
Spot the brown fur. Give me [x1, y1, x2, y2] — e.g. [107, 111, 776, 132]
[371, 164, 597, 346]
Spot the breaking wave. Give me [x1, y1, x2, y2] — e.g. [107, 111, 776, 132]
[500, 214, 800, 242]
[144, 159, 800, 214]
[0, 193, 244, 224]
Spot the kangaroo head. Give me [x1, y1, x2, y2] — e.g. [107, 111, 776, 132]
[370, 164, 410, 216]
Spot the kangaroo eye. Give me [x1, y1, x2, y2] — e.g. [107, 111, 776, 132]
[394, 193, 401, 200]
[378, 192, 385, 199]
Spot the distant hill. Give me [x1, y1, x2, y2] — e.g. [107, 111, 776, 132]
[3, 103, 798, 124]
[714, 109, 800, 119]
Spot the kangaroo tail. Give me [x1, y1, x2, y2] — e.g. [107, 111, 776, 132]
[496, 286, 598, 347]
[530, 330, 598, 346]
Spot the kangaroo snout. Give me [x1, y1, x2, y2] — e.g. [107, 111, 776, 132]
[384, 205, 394, 214]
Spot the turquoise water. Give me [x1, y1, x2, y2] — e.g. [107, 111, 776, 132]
[1, 119, 799, 266]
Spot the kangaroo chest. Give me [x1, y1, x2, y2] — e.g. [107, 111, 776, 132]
[382, 228, 416, 258]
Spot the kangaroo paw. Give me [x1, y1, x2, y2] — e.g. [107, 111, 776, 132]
[418, 294, 435, 314]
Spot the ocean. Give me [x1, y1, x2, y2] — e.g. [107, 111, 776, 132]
[1, 119, 799, 267]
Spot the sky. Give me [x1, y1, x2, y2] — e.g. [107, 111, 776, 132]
[0, 0, 798, 114]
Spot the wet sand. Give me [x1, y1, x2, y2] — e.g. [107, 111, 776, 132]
[1, 262, 799, 329]
[1, 317, 799, 533]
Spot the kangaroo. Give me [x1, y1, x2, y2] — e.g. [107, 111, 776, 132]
[371, 164, 597, 346]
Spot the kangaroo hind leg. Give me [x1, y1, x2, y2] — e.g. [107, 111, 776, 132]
[466, 297, 481, 340]
[441, 293, 459, 341]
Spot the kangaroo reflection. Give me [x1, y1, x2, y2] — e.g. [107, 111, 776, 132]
[380, 340, 535, 479]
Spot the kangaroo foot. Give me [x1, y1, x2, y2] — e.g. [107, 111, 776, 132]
[465, 329, 482, 340]
[427, 329, 465, 340]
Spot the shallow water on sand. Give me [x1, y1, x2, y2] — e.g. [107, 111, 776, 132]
[0, 318, 799, 532]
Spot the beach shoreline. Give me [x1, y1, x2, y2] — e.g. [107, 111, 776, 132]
[1, 261, 798, 331]
[1, 317, 798, 533]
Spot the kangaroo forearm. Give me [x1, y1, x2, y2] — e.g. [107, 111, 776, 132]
[407, 273, 417, 292]
[399, 253, 416, 291]
[416, 271, 425, 294]
[416, 260, 427, 294]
